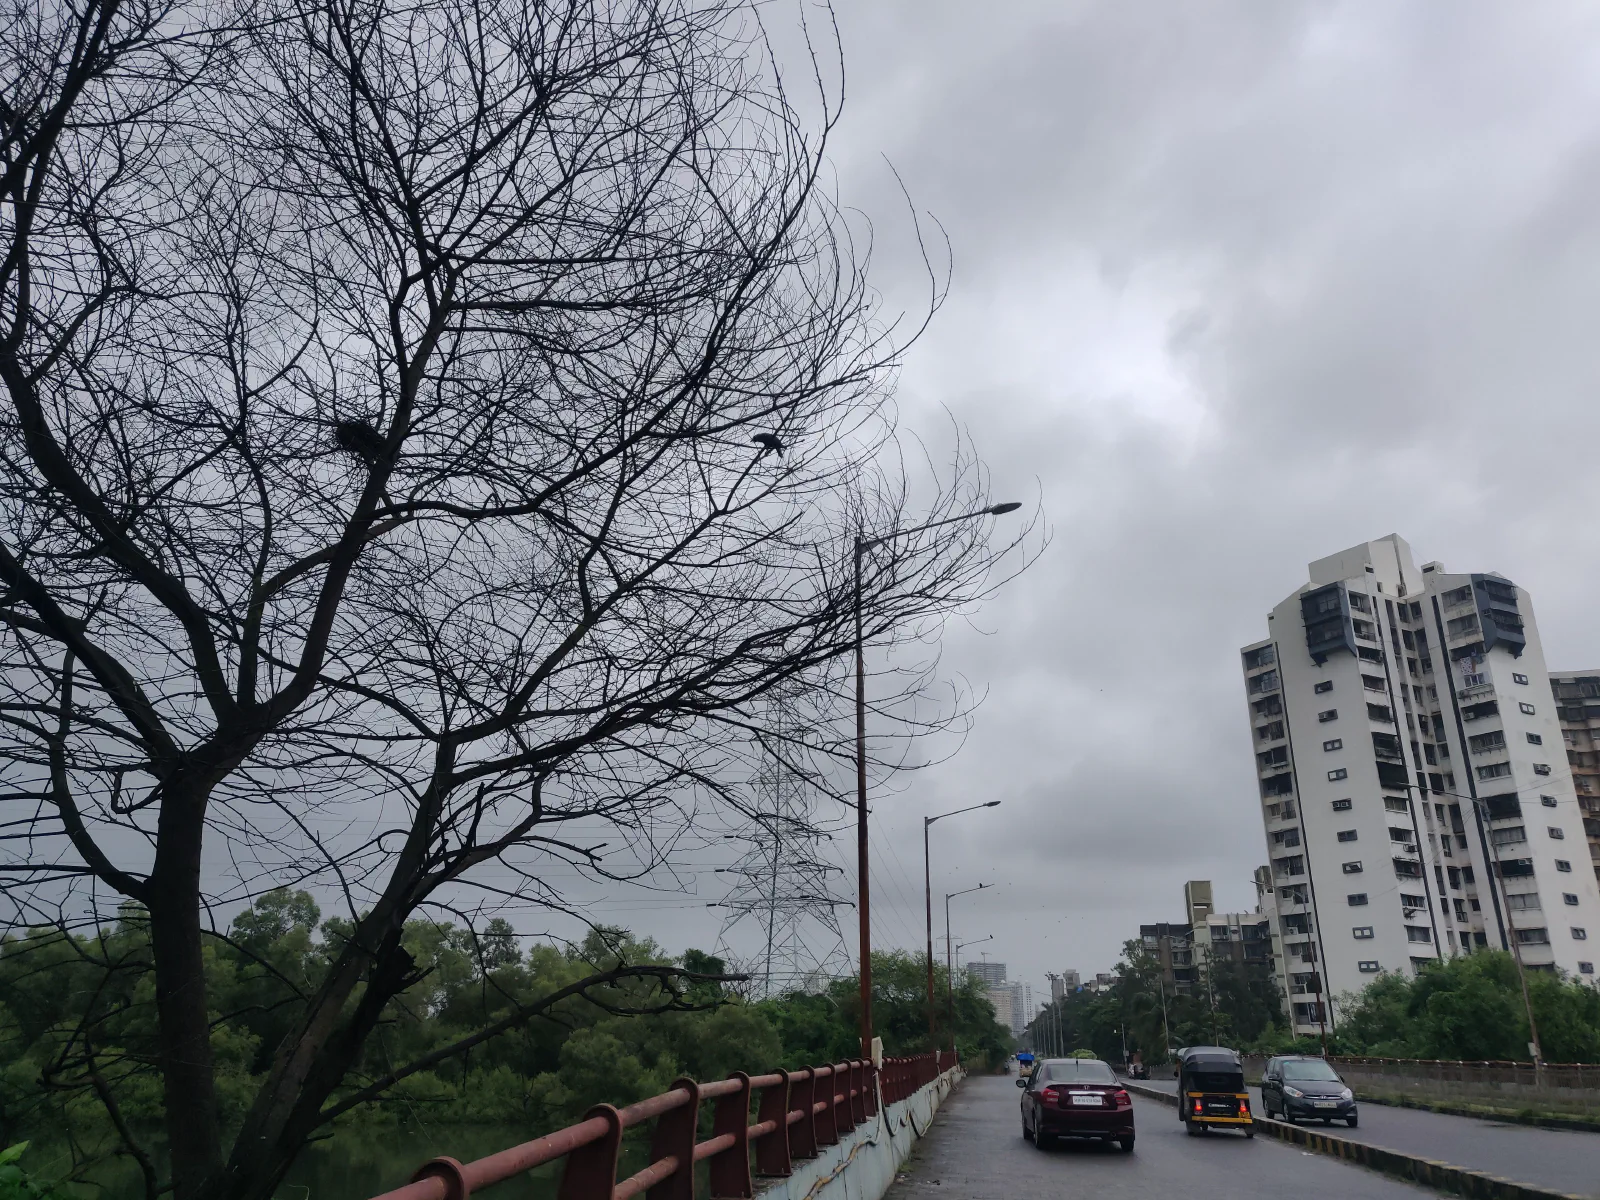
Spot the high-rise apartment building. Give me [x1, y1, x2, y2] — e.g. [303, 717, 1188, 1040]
[1547, 673, 1600, 884]
[964, 959, 1007, 987]
[1241, 535, 1600, 1036]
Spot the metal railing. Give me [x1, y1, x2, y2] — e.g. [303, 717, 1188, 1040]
[1330, 1056, 1599, 1118]
[369, 1053, 948, 1200]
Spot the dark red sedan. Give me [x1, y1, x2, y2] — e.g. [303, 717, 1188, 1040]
[1017, 1057, 1135, 1152]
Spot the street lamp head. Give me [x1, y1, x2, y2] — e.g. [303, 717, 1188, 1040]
[987, 501, 1022, 515]
[983, 801, 1001, 808]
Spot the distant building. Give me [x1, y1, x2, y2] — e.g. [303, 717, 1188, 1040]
[1548, 673, 1600, 885]
[965, 959, 1006, 987]
[1141, 877, 1276, 999]
[1049, 969, 1082, 1002]
[983, 979, 1032, 1034]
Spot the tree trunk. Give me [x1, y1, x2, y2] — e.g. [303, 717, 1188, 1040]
[150, 790, 222, 1200]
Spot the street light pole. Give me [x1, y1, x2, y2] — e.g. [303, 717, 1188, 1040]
[952, 933, 993, 1054]
[1409, 783, 1544, 1082]
[852, 502, 1020, 1057]
[924, 802, 1001, 1045]
[944, 882, 991, 1050]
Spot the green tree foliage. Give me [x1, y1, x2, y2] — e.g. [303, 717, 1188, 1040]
[1026, 940, 1287, 1065]
[0, 896, 998, 1192]
[756, 951, 1012, 1071]
[1334, 953, 1600, 1062]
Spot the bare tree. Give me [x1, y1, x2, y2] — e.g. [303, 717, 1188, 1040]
[0, 3, 1031, 1199]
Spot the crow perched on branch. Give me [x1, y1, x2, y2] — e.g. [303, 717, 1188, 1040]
[751, 432, 785, 458]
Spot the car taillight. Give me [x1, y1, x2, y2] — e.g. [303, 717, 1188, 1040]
[1193, 1098, 1202, 1113]
[1113, 1089, 1130, 1107]
[1041, 1086, 1061, 1107]
[1239, 1100, 1250, 1116]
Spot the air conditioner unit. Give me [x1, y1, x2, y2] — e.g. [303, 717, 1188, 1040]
[1404, 844, 1418, 853]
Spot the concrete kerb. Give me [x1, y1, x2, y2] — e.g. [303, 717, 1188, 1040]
[756, 1065, 965, 1200]
[1121, 1080, 1587, 1200]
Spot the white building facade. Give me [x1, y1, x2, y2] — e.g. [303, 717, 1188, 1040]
[1241, 535, 1600, 1036]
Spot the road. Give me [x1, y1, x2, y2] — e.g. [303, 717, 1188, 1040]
[1138, 1076, 1600, 1197]
[885, 1074, 1450, 1200]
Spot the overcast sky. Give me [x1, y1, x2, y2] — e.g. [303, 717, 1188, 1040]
[533, 1, 1600, 1003]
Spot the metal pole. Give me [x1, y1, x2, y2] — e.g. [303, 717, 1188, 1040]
[854, 537, 871, 1058]
[944, 891, 954, 1048]
[1418, 784, 1544, 1085]
[1157, 972, 1172, 1061]
[924, 817, 935, 1047]
[1476, 794, 1544, 1086]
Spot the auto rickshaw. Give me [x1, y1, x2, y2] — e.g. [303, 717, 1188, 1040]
[1175, 1046, 1253, 1137]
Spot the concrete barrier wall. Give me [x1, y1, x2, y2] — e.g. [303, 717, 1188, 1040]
[756, 1065, 964, 1200]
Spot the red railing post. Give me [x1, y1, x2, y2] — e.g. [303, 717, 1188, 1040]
[814, 1065, 838, 1146]
[755, 1070, 792, 1178]
[832, 1062, 855, 1134]
[558, 1105, 623, 1200]
[646, 1081, 699, 1200]
[708, 1072, 752, 1200]
[849, 1061, 866, 1125]
[863, 1061, 877, 1117]
[790, 1068, 818, 1159]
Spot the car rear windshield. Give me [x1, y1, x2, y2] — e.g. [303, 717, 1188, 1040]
[1188, 1071, 1243, 1092]
[1038, 1060, 1116, 1083]
[1281, 1060, 1341, 1082]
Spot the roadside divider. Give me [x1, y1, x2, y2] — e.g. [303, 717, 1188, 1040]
[1120, 1080, 1587, 1200]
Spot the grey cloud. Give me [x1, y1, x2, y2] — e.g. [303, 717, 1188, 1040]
[600, 1, 1600, 997]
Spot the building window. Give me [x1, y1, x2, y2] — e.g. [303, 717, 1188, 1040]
[1527, 733, 1543, 745]
[1520, 702, 1536, 715]
[1514, 673, 1529, 685]
[1319, 709, 1338, 722]
[1362, 674, 1386, 692]
[1332, 798, 1353, 811]
[1385, 796, 1410, 813]
[1490, 825, 1527, 847]
[1353, 926, 1375, 939]
[1324, 738, 1343, 752]
[1406, 926, 1432, 943]
[1342, 861, 1363, 874]
[1368, 703, 1394, 722]
[1337, 829, 1358, 842]
[1541, 795, 1557, 808]
[1505, 892, 1541, 911]
[1565, 893, 1580, 906]
[1358, 960, 1380, 972]
[1477, 763, 1512, 781]
[1549, 826, 1565, 840]
[1314, 680, 1334, 694]
[1348, 893, 1368, 905]
[1244, 645, 1277, 670]
[1515, 928, 1549, 945]
[1534, 763, 1552, 775]
[1329, 768, 1348, 781]
[1580, 962, 1596, 975]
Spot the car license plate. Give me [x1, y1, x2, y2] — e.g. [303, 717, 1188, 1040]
[1314, 1101, 1337, 1108]
[1069, 1093, 1101, 1106]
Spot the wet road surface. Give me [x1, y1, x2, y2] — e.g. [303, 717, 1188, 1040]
[1139, 1076, 1599, 1197]
[886, 1074, 1451, 1200]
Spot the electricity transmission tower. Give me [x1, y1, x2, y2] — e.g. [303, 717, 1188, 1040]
[714, 689, 850, 998]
